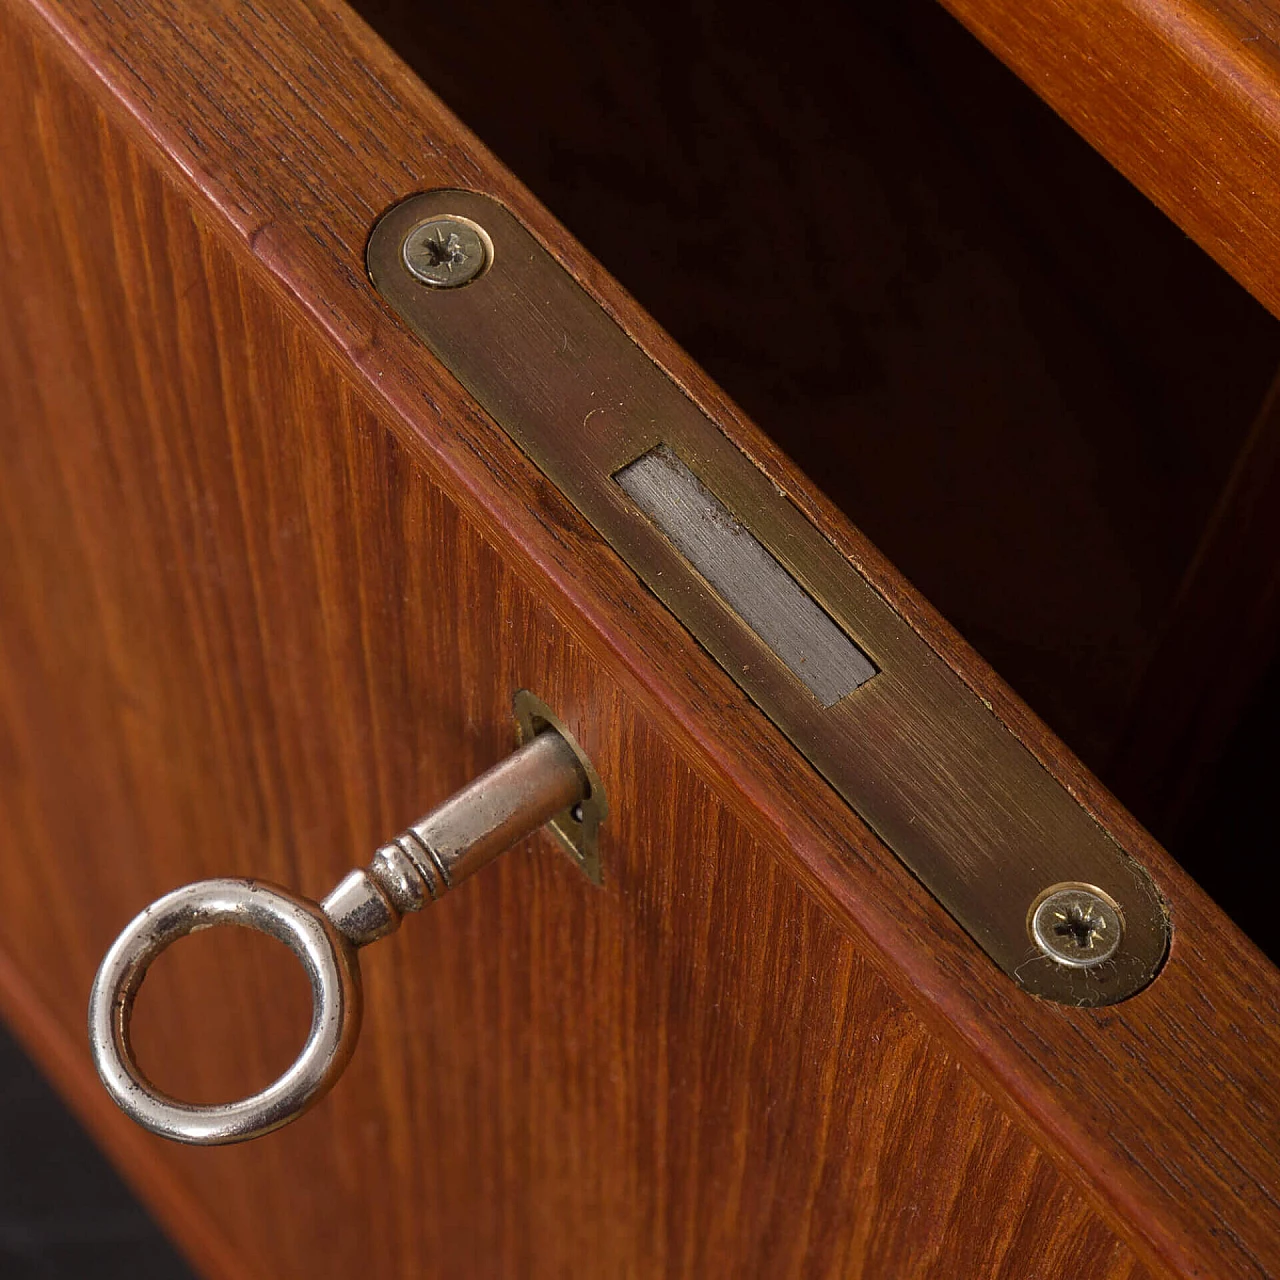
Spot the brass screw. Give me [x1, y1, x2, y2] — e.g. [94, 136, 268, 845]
[1029, 884, 1123, 969]
[402, 215, 492, 288]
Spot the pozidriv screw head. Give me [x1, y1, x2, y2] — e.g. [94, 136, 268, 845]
[402, 215, 492, 288]
[1029, 883, 1123, 969]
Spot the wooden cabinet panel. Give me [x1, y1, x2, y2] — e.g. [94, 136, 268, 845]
[0, 1, 1276, 1277]
[941, 0, 1280, 323]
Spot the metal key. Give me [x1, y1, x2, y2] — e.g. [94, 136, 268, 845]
[88, 697, 603, 1146]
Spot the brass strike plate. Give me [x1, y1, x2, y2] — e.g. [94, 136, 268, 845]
[368, 190, 1169, 1005]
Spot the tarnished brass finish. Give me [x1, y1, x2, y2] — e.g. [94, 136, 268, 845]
[1028, 883, 1125, 969]
[514, 690, 607, 885]
[368, 189, 1169, 1006]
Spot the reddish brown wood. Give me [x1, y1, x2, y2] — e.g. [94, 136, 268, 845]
[0, 1, 1275, 1278]
[940, 0, 1280, 323]
[0, 44, 1157, 1271]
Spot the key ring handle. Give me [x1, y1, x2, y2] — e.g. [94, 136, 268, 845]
[87, 879, 362, 1146]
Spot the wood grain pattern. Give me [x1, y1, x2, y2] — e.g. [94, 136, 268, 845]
[940, 0, 1280, 323]
[0, 35, 1156, 1275]
[0, 1, 1275, 1278]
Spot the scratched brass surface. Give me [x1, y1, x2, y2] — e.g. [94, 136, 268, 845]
[367, 189, 1168, 1004]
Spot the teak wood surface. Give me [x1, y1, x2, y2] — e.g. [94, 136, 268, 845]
[0, 1, 1277, 1278]
[944, 0, 1280, 322]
